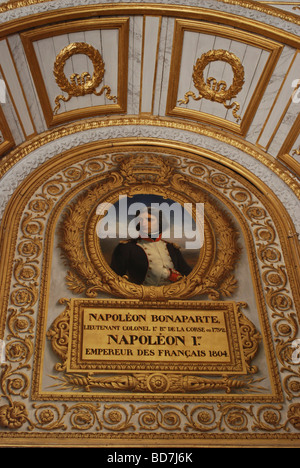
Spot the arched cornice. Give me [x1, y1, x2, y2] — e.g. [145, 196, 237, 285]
[0, 117, 299, 228]
[0, 0, 300, 30]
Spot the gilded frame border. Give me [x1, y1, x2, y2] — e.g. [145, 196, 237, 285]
[1, 3, 300, 46]
[57, 155, 240, 302]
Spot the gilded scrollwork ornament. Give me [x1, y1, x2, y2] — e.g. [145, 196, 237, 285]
[287, 404, 300, 430]
[0, 401, 29, 429]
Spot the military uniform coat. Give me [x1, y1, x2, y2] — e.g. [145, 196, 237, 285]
[110, 237, 192, 285]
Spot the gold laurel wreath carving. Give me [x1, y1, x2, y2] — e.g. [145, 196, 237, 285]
[53, 42, 117, 114]
[178, 49, 245, 122]
[58, 154, 241, 300]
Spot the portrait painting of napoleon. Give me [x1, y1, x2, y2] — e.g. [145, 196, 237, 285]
[97, 194, 201, 287]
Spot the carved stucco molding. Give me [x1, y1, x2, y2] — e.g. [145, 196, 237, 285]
[0, 0, 300, 35]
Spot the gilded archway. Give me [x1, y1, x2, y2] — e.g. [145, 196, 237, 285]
[0, 125, 299, 445]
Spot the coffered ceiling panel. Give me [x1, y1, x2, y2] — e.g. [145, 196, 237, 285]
[278, 117, 300, 173]
[256, 51, 300, 150]
[166, 20, 283, 136]
[0, 104, 13, 155]
[21, 18, 129, 127]
[0, 38, 36, 147]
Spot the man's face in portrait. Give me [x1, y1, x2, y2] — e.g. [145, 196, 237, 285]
[138, 211, 159, 237]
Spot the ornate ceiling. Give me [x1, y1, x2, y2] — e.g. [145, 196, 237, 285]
[0, 0, 299, 168]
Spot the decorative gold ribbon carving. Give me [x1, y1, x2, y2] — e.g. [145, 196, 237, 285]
[292, 146, 300, 156]
[53, 42, 117, 114]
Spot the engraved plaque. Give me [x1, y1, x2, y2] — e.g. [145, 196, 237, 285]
[67, 299, 247, 374]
